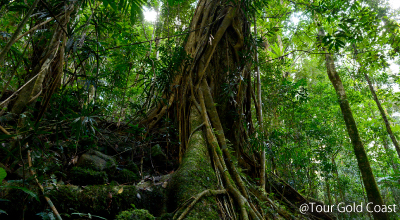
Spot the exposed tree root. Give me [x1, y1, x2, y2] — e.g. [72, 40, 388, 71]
[250, 186, 292, 219]
[198, 87, 262, 220]
[140, 1, 337, 219]
[174, 189, 227, 220]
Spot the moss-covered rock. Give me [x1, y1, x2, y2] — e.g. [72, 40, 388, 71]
[126, 161, 139, 173]
[116, 208, 155, 220]
[151, 145, 167, 163]
[70, 167, 108, 185]
[1, 183, 167, 220]
[77, 150, 116, 175]
[114, 169, 139, 184]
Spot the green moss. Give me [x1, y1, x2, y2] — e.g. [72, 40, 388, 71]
[151, 144, 167, 165]
[167, 108, 219, 219]
[77, 150, 116, 175]
[116, 208, 155, 220]
[114, 169, 139, 184]
[126, 161, 139, 173]
[2, 179, 167, 219]
[70, 167, 108, 185]
[215, 145, 223, 156]
[48, 185, 165, 218]
[151, 144, 165, 158]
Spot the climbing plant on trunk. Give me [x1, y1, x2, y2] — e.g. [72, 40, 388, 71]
[141, 0, 272, 218]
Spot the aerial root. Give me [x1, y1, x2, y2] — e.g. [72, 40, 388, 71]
[250, 186, 292, 219]
[174, 189, 227, 220]
[197, 87, 263, 220]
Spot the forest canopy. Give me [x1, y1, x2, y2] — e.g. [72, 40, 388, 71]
[0, 0, 400, 219]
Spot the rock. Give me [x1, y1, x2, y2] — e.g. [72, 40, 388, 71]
[70, 167, 108, 185]
[151, 144, 167, 164]
[77, 150, 116, 175]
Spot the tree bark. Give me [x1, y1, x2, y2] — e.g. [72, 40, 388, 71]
[167, 106, 220, 219]
[10, 3, 75, 117]
[254, 13, 266, 190]
[367, 103, 399, 171]
[319, 28, 389, 220]
[363, 71, 400, 160]
[154, 0, 261, 218]
[145, 1, 335, 219]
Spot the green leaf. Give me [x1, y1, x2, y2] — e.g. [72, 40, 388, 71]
[328, 43, 334, 51]
[0, 209, 7, 215]
[2, 185, 39, 202]
[103, 0, 117, 10]
[0, 168, 6, 183]
[0, 134, 15, 141]
[130, 2, 139, 23]
[336, 39, 345, 47]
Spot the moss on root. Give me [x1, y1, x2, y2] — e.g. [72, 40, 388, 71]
[167, 107, 220, 219]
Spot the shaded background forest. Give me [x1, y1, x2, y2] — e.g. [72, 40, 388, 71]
[1, 0, 400, 219]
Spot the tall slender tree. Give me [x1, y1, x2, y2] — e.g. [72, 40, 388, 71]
[318, 27, 389, 220]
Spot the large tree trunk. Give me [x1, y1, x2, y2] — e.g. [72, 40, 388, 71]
[145, 1, 336, 219]
[167, 106, 220, 219]
[155, 0, 259, 218]
[10, 3, 75, 118]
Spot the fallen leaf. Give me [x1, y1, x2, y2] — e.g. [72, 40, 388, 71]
[162, 182, 168, 188]
[118, 187, 123, 194]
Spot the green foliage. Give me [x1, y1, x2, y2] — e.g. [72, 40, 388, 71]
[0, 167, 6, 183]
[0, 169, 8, 215]
[0, 168, 39, 203]
[0, 0, 400, 219]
